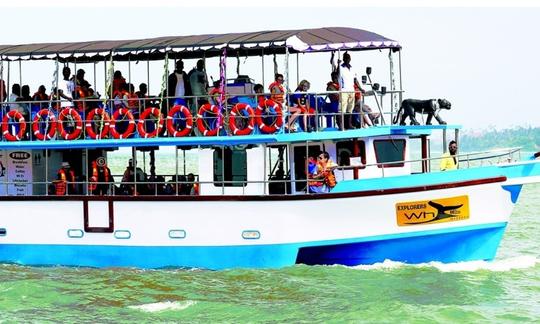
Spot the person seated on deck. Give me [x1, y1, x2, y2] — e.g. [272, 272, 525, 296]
[55, 162, 77, 195]
[268, 73, 285, 105]
[254, 83, 266, 107]
[316, 151, 338, 193]
[209, 79, 226, 107]
[351, 84, 379, 128]
[135, 83, 149, 110]
[288, 80, 314, 133]
[113, 82, 130, 110]
[440, 140, 459, 171]
[307, 156, 324, 193]
[187, 173, 199, 195]
[89, 157, 113, 196]
[126, 83, 140, 115]
[0, 79, 6, 103]
[168, 59, 191, 109]
[32, 85, 49, 110]
[120, 158, 147, 195]
[16, 85, 32, 122]
[111, 70, 126, 95]
[84, 88, 101, 111]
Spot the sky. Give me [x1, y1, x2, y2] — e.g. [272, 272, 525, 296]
[1, 1, 539, 131]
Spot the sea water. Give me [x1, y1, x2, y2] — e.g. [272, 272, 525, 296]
[0, 156, 539, 322]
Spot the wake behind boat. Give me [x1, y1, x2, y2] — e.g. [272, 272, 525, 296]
[0, 27, 539, 269]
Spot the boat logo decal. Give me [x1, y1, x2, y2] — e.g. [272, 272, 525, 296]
[395, 195, 469, 226]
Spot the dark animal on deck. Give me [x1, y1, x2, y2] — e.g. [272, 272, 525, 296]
[393, 99, 452, 126]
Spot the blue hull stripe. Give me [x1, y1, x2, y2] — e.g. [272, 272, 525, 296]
[0, 222, 507, 269]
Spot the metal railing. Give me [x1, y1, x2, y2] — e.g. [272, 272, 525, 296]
[0, 147, 523, 197]
[0, 89, 409, 142]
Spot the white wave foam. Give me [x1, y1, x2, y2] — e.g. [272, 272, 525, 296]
[350, 255, 539, 272]
[128, 300, 197, 313]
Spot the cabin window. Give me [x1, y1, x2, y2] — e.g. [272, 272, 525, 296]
[336, 140, 366, 169]
[373, 139, 406, 168]
[293, 144, 322, 192]
[213, 147, 247, 187]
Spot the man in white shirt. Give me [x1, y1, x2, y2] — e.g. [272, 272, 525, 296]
[57, 66, 74, 108]
[338, 52, 362, 129]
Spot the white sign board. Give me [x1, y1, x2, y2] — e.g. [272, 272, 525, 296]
[4, 150, 33, 196]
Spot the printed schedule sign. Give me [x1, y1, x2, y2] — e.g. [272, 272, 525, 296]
[0, 150, 33, 196]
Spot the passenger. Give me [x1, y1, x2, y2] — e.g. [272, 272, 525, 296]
[0, 79, 6, 102]
[352, 84, 379, 128]
[57, 66, 75, 108]
[440, 140, 459, 171]
[268, 73, 285, 105]
[316, 151, 338, 192]
[6, 84, 27, 139]
[32, 85, 49, 109]
[307, 156, 324, 193]
[135, 83, 149, 109]
[338, 52, 363, 129]
[121, 158, 146, 195]
[324, 72, 340, 128]
[75, 69, 91, 89]
[167, 59, 191, 108]
[254, 83, 266, 107]
[187, 173, 199, 195]
[8, 83, 22, 113]
[89, 157, 113, 196]
[188, 59, 209, 110]
[112, 70, 126, 95]
[55, 162, 77, 195]
[288, 80, 312, 132]
[84, 88, 101, 111]
[209, 80, 224, 106]
[16, 85, 32, 121]
[126, 83, 140, 114]
[113, 82, 129, 109]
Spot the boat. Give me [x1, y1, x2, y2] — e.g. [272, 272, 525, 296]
[0, 27, 539, 270]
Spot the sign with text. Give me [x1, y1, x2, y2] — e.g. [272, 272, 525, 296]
[396, 195, 469, 226]
[5, 150, 33, 196]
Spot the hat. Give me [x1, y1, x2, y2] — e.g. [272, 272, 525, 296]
[61, 162, 70, 168]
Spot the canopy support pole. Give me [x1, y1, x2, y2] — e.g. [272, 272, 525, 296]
[284, 47, 289, 109]
[261, 49, 265, 87]
[296, 53, 299, 86]
[0, 58, 4, 116]
[398, 50, 403, 105]
[18, 60, 22, 87]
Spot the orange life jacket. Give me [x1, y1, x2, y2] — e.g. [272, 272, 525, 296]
[268, 82, 285, 104]
[57, 168, 76, 195]
[89, 161, 110, 192]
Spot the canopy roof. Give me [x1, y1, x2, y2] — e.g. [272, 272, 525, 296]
[0, 27, 400, 62]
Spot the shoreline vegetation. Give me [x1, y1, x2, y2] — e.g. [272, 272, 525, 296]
[460, 127, 540, 152]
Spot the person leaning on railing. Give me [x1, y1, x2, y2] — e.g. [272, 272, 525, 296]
[440, 140, 459, 171]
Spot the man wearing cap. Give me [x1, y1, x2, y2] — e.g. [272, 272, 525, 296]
[55, 162, 77, 195]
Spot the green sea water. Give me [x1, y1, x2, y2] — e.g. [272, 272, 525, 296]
[0, 183, 539, 323]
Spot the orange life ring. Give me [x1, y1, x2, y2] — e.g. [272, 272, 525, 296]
[58, 108, 83, 140]
[110, 108, 135, 139]
[167, 104, 193, 137]
[229, 103, 254, 136]
[196, 103, 222, 136]
[85, 108, 111, 139]
[137, 107, 164, 138]
[255, 99, 283, 134]
[1, 110, 27, 141]
[32, 109, 57, 140]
